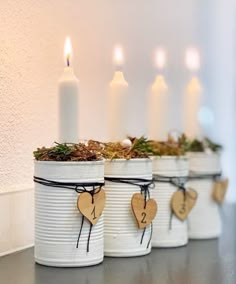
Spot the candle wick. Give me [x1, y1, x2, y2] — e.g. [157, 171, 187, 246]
[67, 57, 70, 67]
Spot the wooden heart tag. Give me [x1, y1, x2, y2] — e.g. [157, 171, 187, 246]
[171, 189, 198, 221]
[186, 188, 198, 212]
[131, 193, 158, 229]
[212, 179, 228, 204]
[171, 191, 189, 221]
[77, 188, 106, 225]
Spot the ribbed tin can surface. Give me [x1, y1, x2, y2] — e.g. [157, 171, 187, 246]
[104, 158, 153, 257]
[34, 160, 104, 267]
[152, 156, 189, 247]
[187, 153, 222, 239]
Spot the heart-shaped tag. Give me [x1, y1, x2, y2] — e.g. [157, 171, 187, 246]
[171, 189, 198, 221]
[212, 179, 228, 204]
[131, 193, 158, 229]
[186, 188, 198, 212]
[171, 191, 189, 221]
[77, 188, 106, 225]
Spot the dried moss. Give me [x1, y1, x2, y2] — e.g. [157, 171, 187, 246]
[33, 142, 102, 161]
[148, 140, 186, 156]
[127, 136, 186, 156]
[87, 139, 149, 160]
[88, 136, 186, 158]
[35, 134, 220, 162]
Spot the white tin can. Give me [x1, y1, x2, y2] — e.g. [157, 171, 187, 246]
[104, 158, 153, 257]
[187, 152, 222, 239]
[34, 160, 104, 267]
[152, 156, 189, 247]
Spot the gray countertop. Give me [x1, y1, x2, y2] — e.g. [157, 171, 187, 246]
[1, 205, 236, 284]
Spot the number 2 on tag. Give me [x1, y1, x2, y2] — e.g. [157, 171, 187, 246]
[141, 212, 147, 224]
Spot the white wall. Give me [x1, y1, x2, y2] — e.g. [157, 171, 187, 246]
[197, 0, 236, 201]
[0, 0, 234, 255]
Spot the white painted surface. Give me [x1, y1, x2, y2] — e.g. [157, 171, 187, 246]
[187, 152, 221, 174]
[34, 160, 104, 267]
[187, 153, 222, 239]
[104, 159, 152, 256]
[152, 156, 189, 247]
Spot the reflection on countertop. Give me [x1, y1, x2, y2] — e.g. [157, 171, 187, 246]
[0, 205, 235, 284]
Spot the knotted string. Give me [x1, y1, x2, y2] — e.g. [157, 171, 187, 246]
[75, 185, 99, 252]
[169, 178, 187, 230]
[153, 172, 221, 183]
[105, 177, 154, 248]
[34, 176, 104, 252]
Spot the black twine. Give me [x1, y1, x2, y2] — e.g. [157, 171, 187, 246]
[34, 176, 104, 252]
[105, 177, 154, 248]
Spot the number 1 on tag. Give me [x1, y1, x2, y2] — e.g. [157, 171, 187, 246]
[91, 206, 97, 220]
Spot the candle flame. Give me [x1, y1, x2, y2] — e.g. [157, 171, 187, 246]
[64, 36, 72, 66]
[185, 47, 200, 71]
[113, 45, 124, 67]
[155, 48, 167, 69]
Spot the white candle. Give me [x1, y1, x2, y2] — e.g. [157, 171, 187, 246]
[148, 48, 169, 141]
[108, 46, 129, 141]
[58, 37, 79, 143]
[183, 47, 202, 138]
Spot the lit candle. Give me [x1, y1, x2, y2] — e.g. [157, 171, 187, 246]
[148, 48, 169, 140]
[183, 47, 202, 138]
[108, 45, 129, 141]
[58, 37, 79, 143]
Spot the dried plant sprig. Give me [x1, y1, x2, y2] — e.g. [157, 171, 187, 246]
[126, 136, 186, 156]
[178, 134, 222, 153]
[130, 136, 154, 154]
[148, 140, 186, 156]
[204, 137, 222, 152]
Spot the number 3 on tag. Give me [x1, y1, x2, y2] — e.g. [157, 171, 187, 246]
[179, 202, 186, 214]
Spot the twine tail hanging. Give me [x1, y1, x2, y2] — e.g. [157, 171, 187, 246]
[169, 180, 187, 230]
[140, 183, 152, 246]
